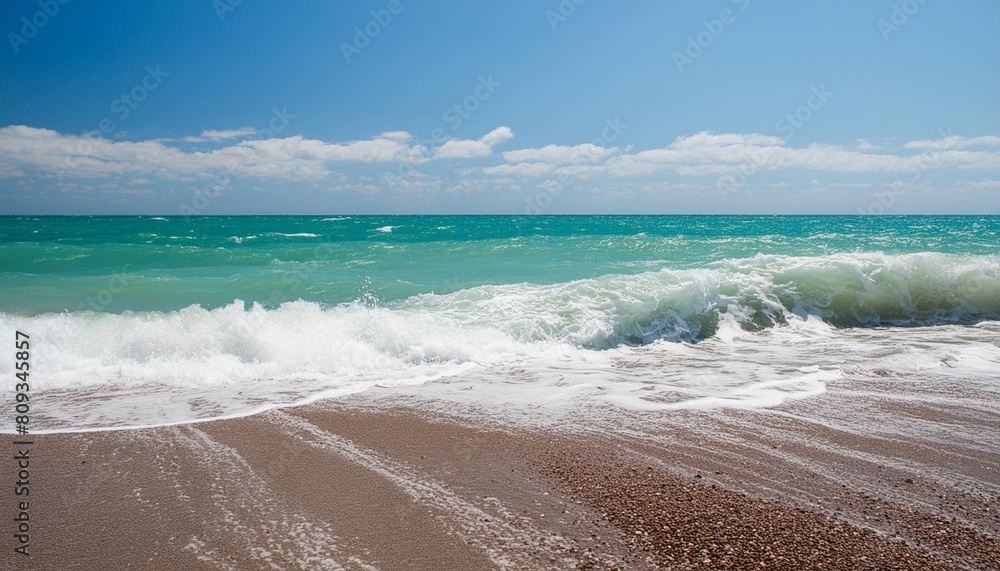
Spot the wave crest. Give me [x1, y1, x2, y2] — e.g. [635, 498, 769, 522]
[407, 252, 1000, 348]
[2, 252, 996, 392]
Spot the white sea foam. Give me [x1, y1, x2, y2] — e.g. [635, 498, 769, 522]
[375, 226, 395, 233]
[2, 252, 998, 432]
[228, 235, 260, 243]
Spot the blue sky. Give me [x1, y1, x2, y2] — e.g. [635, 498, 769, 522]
[1, 0, 998, 214]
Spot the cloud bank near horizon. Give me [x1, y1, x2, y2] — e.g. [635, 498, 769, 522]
[2, 125, 998, 188]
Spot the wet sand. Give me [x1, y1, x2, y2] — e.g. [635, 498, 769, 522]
[8, 372, 1000, 571]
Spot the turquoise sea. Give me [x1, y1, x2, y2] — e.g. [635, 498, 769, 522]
[2, 215, 999, 431]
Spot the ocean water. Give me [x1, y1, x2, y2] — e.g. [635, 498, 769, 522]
[1, 215, 998, 432]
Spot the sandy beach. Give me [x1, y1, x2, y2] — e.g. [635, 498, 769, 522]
[10, 367, 999, 571]
[4, 0, 999, 568]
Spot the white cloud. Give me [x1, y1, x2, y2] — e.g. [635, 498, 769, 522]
[904, 135, 1000, 150]
[481, 126, 514, 147]
[239, 134, 418, 163]
[183, 128, 258, 142]
[482, 162, 555, 176]
[2, 125, 998, 193]
[671, 132, 786, 148]
[602, 132, 1000, 177]
[377, 131, 414, 143]
[477, 131, 1000, 180]
[552, 164, 610, 178]
[433, 126, 514, 159]
[502, 143, 616, 164]
[855, 138, 878, 151]
[609, 132, 798, 176]
[0, 125, 506, 182]
[953, 178, 1000, 191]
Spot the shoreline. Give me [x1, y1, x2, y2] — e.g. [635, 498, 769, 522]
[11, 376, 999, 571]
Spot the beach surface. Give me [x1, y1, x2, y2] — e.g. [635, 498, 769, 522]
[9, 369, 998, 571]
